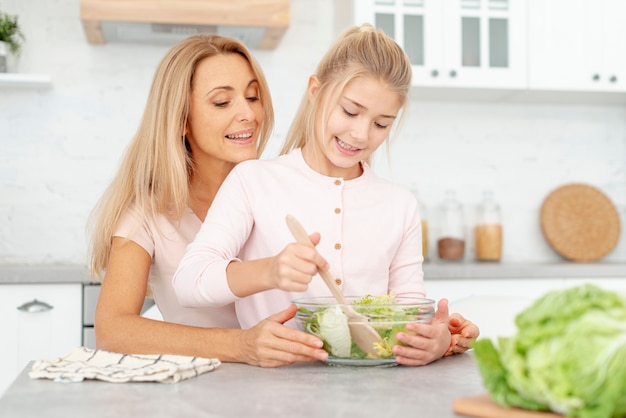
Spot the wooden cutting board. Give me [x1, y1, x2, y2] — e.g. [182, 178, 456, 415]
[453, 394, 563, 418]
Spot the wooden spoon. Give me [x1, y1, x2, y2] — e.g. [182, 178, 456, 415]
[285, 214, 383, 358]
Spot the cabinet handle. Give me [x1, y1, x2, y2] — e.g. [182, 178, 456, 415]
[17, 299, 54, 313]
[592, 74, 600, 82]
[609, 75, 617, 83]
[431, 69, 439, 78]
[449, 70, 457, 78]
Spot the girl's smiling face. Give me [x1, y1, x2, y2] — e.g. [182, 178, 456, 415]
[302, 75, 403, 180]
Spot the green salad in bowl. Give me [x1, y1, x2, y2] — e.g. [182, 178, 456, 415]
[294, 294, 435, 366]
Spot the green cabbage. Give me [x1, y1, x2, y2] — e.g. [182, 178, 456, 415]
[473, 284, 626, 418]
[316, 306, 351, 357]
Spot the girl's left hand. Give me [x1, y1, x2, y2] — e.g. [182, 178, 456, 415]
[445, 313, 480, 356]
[392, 299, 452, 366]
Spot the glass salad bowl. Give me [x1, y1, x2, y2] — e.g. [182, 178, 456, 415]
[293, 295, 436, 367]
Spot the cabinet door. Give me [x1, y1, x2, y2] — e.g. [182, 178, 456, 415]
[357, 0, 527, 89]
[528, 0, 626, 92]
[442, 0, 528, 88]
[528, 0, 593, 91]
[597, 0, 626, 91]
[362, 0, 445, 85]
[0, 284, 82, 396]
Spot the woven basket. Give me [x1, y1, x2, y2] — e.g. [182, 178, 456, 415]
[540, 183, 621, 262]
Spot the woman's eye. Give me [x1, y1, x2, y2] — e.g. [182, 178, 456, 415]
[375, 122, 388, 129]
[214, 101, 229, 108]
[247, 96, 260, 102]
[343, 108, 356, 117]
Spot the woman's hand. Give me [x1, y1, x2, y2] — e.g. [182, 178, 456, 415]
[238, 304, 329, 368]
[266, 232, 329, 292]
[392, 299, 452, 366]
[445, 312, 480, 356]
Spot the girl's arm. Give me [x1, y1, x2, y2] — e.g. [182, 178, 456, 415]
[172, 168, 327, 307]
[96, 237, 327, 367]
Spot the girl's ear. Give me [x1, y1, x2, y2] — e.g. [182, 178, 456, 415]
[307, 75, 320, 103]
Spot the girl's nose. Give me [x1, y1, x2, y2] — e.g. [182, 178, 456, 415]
[350, 119, 368, 141]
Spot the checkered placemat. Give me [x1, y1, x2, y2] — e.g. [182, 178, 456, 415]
[29, 347, 220, 384]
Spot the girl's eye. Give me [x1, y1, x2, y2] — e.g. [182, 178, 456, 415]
[247, 96, 260, 102]
[343, 108, 357, 117]
[375, 122, 389, 129]
[214, 101, 229, 108]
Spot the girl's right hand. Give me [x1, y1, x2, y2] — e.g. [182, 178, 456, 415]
[238, 304, 329, 367]
[267, 232, 329, 292]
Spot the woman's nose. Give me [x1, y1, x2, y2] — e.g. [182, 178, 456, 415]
[237, 99, 255, 122]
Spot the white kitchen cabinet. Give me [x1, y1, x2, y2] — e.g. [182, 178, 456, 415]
[0, 284, 82, 396]
[528, 0, 626, 92]
[348, 0, 528, 89]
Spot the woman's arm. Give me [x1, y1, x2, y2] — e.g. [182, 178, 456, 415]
[95, 237, 327, 367]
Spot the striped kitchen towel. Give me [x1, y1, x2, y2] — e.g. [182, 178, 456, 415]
[29, 347, 221, 384]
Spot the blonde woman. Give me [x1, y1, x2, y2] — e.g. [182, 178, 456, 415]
[173, 25, 479, 366]
[88, 34, 328, 367]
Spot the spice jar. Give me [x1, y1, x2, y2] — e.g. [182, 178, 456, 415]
[411, 187, 429, 261]
[437, 190, 465, 261]
[474, 191, 502, 261]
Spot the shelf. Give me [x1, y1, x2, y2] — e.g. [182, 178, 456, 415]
[0, 73, 53, 89]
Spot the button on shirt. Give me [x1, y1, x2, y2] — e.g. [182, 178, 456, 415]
[173, 148, 426, 329]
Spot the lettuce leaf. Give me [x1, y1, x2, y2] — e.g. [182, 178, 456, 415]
[473, 284, 626, 418]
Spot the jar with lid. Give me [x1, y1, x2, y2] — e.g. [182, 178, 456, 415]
[410, 186, 429, 261]
[474, 190, 502, 261]
[437, 190, 465, 261]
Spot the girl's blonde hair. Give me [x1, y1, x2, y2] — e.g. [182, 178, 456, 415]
[280, 23, 411, 164]
[88, 34, 274, 279]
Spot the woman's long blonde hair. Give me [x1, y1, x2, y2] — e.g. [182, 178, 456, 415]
[88, 34, 274, 279]
[280, 23, 411, 165]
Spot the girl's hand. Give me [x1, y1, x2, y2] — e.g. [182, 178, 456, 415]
[238, 304, 329, 367]
[267, 232, 329, 292]
[392, 298, 452, 366]
[445, 313, 480, 356]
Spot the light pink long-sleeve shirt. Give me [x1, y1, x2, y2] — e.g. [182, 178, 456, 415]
[173, 149, 425, 329]
[115, 205, 239, 328]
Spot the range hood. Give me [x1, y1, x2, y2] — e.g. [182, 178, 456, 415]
[80, 0, 290, 49]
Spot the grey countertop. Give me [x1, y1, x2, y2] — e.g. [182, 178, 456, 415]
[1, 262, 624, 285]
[0, 353, 483, 418]
[0, 264, 96, 285]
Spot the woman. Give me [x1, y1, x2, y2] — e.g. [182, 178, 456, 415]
[173, 25, 479, 366]
[88, 34, 328, 367]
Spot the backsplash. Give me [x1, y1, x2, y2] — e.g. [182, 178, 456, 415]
[0, 0, 625, 264]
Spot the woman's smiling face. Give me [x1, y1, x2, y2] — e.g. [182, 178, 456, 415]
[302, 75, 403, 180]
[186, 53, 264, 169]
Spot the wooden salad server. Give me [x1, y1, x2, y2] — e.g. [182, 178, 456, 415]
[285, 214, 383, 358]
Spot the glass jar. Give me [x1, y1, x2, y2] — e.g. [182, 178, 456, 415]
[474, 190, 502, 261]
[437, 190, 465, 261]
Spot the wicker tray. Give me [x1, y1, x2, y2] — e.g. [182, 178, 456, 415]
[540, 183, 621, 262]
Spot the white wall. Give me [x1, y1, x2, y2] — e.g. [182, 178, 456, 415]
[1, 0, 625, 265]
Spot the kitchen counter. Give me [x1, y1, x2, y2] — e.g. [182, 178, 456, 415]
[0, 264, 95, 285]
[0, 353, 483, 417]
[1, 262, 624, 285]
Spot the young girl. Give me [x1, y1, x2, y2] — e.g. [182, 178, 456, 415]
[173, 25, 476, 366]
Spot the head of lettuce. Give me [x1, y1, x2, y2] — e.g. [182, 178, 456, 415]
[473, 284, 626, 418]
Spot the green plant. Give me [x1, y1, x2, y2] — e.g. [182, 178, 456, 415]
[0, 11, 25, 56]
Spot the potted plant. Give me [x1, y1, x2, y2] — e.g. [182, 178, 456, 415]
[0, 11, 25, 72]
